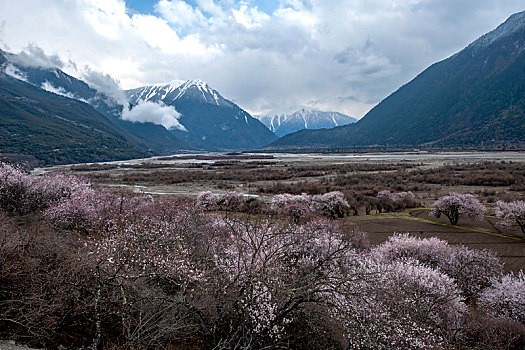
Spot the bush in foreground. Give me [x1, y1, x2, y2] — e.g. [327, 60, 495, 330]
[478, 271, 525, 324]
[372, 233, 503, 298]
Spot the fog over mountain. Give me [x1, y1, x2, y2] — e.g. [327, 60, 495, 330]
[127, 80, 277, 150]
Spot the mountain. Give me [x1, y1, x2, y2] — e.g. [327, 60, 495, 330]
[272, 11, 525, 149]
[1, 54, 190, 154]
[257, 108, 356, 137]
[126, 80, 277, 150]
[0, 55, 148, 165]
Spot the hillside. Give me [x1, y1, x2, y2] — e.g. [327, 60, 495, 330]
[1, 54, 190, 154]
[127, 80, 277, 150]
[0, 72, 148, 165]
[271, 11, 525, 149]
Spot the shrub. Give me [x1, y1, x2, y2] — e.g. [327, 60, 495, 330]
[219, 191, 245, 211]
[0, 162, 39, 214]
[45, 186, 99, 232]
[271, 193, 311, 211]
[333, 258, 466, 349]
[196, 190, 221, 210]
[272, 191, 350, 218]
[0, 162, 92, 215]
[278, 203, 312, 224]
[478, 271, 525, 324]
[376, 190, 418, 212]
[311, 191, 349, 218]
[372, 233, 503, 298]
[430, 193, 485, 225]
[208, 217, 366, 347]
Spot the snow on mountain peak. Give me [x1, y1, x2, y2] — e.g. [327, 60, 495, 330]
[469, 10, 525, 52]
[257, 109, 357, 137]
[177, 79, 224, 105]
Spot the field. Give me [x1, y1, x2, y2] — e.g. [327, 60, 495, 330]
[36, 151, 525, 272]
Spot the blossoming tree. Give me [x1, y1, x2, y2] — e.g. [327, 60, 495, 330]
[430, 193, 485, 225]
[495, 200, 525, 234]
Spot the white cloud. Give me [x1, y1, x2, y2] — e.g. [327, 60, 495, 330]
[232, 5, 269, 29]
[0, 0, 524, 118]
[155, 0, 206, 28]
[81, 67, 127, 104]
[8, 45, 64, 68]
[122, 100, 187, 131]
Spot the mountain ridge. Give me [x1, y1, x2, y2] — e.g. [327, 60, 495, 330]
[270, 10, 525, 149]
[0, 63, 149, 165]
[257, 108, 357, 137]
[126, 80, 277, 150]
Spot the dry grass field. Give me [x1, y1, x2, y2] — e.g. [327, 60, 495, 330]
[35, 151, 525, 272]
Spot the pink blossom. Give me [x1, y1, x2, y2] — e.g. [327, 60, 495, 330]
[196, 190, 221, 210]
[372, 233, 502, 298]
[495, 200, 525, 233]
[332, 258, 466, 349]
[430, 193, 485, 225]
[219, 191, 245, 211]
[272, 191, 349, 218]
[0, 162, 93, 215]
[278, 203, 311, 224]
[478, 271, 525, 324]
[377, 190, 414, 202]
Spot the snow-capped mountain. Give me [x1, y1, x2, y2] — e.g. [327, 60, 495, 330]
[127, 79, 234, 108]
[257, 108, 357, 137]
[1, 52, 275, 151]
[0, 51, 190, 153]
[126, 80, 277, 150]
[0, 50, 149, 164]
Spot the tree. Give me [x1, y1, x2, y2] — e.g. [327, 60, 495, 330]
[430, 193, 485, 225]
[372, 233, 502, 298]
[478, 271, 525, 324]
[495, 200, 525, 234]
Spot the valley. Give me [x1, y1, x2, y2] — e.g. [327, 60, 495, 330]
[1, 4, 525, 348]
[35, 150, 525, 271]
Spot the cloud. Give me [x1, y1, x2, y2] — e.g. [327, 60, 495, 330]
[154, 0, 205, 28]
[81, 67, 127, 105]
[8, 44, 64, 68]
[122, 100, 187, 131]
[0, 0, 523, 118]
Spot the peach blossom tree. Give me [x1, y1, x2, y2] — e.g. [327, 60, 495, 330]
[495, 200, 525, 234]
[430, 193, 485, 225]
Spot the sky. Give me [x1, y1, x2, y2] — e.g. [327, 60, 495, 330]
[0, 0, 523, 118]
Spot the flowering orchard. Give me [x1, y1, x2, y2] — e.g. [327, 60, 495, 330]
[271, 191, 350, 218]
[1, 163, 524, 350]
